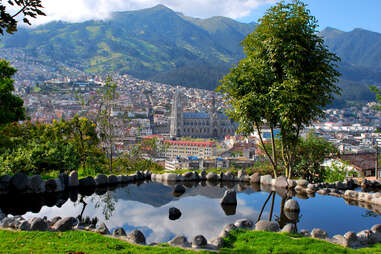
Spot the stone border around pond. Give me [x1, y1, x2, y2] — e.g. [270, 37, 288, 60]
[1, 212, 380, 251]
[1, 169, 381, 250]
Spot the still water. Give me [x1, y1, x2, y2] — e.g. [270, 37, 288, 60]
[1, 181, 380, 243]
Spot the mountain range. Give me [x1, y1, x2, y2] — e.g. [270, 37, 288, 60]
[1, 4, 381, 107]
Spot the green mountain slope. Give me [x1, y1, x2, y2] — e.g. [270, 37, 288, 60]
[0, 4, 255, 86]
[1, 4, 381, 107]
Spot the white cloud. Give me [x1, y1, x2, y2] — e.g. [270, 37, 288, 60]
[8, 0, 278, 26]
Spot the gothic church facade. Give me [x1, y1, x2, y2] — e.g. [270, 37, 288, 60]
[170, 91, 237, 139]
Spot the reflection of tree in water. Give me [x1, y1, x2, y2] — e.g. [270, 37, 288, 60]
[362, 210, 379, 218]
[73, 191, 117, 225]
[256, 192, 300, 230]
[92, 191, 117, 220]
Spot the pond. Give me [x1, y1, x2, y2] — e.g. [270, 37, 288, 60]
[1, 181, 380, 244]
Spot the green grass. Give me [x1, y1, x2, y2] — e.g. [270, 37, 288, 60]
[0, 230, 201, 254]
[2, 229, 381, 254]
[220, 229, 381, 254]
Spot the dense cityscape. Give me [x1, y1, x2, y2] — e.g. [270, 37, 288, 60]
[11, 70, 381, 176]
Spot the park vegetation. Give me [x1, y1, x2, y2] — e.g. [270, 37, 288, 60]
[218, 0, 341, 179]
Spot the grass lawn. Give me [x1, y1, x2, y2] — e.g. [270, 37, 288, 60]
[0, 230, 202, 254]
[1, 229, 381, 254]
[220, 230, 381, 254]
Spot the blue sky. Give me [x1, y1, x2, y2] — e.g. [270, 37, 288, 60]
[237, 0, 381, 33]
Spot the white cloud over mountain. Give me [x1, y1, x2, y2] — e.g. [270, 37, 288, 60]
[8, 0, 277, 25]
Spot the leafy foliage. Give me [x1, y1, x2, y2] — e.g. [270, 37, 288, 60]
[293, 133, 338, 183]
[0, 0, 45, 35]
[0, 118, 105, 175]
[0, 59, 25, 125]
[218, 0, 341, 178]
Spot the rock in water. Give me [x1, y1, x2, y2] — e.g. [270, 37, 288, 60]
[284, 199, 300, 212]
[169, 207, 182, 220]
[220, 190, 237, 205]
[173, 185, 186, 196]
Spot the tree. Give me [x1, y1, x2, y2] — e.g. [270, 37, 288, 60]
[218, 0, 341, 179]
[0, 0, 45, 35]
[293, 132, 338, 182]
[0, 59, 25, 125]
[96, 77, 119, 171]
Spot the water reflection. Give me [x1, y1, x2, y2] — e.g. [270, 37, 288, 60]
[0, 181, 380, 243]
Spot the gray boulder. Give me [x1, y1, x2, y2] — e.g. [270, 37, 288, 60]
[311, 228, 328, 239]
[49, 216, 62, 226]
[183, 172, 195, 181]
[128, 229, 146, 245]
[211, 237, 224, 249]
[79, 176, 96, 188]
[260, 175, 273, 185]
[250, 173, 260, 184]
[113, 227, 127, 237]
[169, 236, 191, 248]
[173, 185, 186, 194]
[275, 176, 288, 188]
[296, 179, 308, 187]
[0, 175, 11, 191]
[55, 178, 64, 192]
[164, 173, 177, 182]
[371, 224, 381, 242]
[281, 223, 297, 234]
[234, 219, 253, 229]
[96, 222, 110, 235]
[18, 220, 31, 231]
[222, 171, 235, 181]
[108, 175, 119, 184]
[68, 171, 79, 187]
[287, 179, 296, 188]
[169, 207, 182, 220]
[30, 217, 48, 231]
[220, 190, 237, 205]
[58, 173, 69, 189]
[343, 232, 361, 248]
[357, 229, 377, 244]
[284, 199, 300, 212]
[200, 170, 207, 180]
[45, 179, 57, 192]
[206, 172, 218, 182]
[192, 235, 207, 248]
[222, 223, 237, 233]
[1, 217, 14, 228]
[255, 220, 280, 232]
[10, 172, 29, 192]
[0, 209, 5, 221]
[29, 175, 44, 193]
[95, 174, 108, 186]
[53, 217, 77, 231]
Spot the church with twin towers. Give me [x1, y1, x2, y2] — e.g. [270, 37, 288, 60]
[170, 91, 237, 139]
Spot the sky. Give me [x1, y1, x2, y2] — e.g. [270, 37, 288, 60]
[7, 0, 381, 33]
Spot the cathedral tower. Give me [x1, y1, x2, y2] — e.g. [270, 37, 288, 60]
[170, 90, 184, 138]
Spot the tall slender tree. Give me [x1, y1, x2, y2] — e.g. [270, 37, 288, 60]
[218, 0, 341, 178]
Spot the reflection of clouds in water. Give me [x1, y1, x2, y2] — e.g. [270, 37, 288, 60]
[23, 193, 260, 243]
